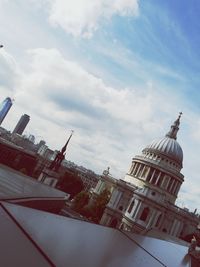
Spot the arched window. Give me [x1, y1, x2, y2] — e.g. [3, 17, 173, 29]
[127, 200, 135, 213]
[140, 207, 150, 221]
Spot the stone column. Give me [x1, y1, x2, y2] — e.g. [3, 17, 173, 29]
[132, 200, 142, 220]
[171, 180, 177, 195]
[155, 171, 162, 185]
[132, 162, 138, 175]
[149, 169, 156, 183]
[129, 162, 136, 174]
[145, 167, 151, 181]
[135, 163, 142, 177]
[169, 179, 175, 193]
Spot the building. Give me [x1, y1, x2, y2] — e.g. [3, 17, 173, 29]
[13, 114, 30, 135]
[11, 133, 36, 152]
[0, 137, 38, 176]
[95, 114, 199, 240]
[74, 166, 99, 192]
[38, 133, 73, 188]
[0, 126, 11, 140]
[62, 160, 100, 191]
[0, 97, 13, 125]
[0, 162, 68, 230]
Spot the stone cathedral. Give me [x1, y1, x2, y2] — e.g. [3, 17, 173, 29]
[93, 114, 199, 239]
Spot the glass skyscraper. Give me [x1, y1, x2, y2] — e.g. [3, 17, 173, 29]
[13, 114, 30, 135]
[0, 97, 13, 125]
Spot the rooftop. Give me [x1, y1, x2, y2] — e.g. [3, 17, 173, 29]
[0, 164, 66, 200]
[0, 201, 193, 267]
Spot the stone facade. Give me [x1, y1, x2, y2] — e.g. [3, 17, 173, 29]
[95, 115, 200, 240]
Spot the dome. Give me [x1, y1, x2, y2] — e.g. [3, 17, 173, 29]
[144, 136, 183, 165]
[143, 113, 183, 166]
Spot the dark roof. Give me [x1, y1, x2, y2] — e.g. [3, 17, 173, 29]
[0, 201, 192, 267]
[0, 164, 66, 199]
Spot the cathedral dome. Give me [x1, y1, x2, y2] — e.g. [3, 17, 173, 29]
[143, 113, 183, 166]
[145, 136, 183, 165]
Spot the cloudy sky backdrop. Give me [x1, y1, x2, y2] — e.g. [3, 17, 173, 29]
[0, 0, 200, 210]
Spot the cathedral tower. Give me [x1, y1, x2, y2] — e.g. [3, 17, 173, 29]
[100, 114, 198, 237]
[124, 113, 184, 204]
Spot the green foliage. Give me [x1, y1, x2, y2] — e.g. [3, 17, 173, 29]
[81, 205, 93, 218]
[72, 191, 89, 213]
[56, 170, 84, 199]
[84, 189, 111, 223]
[96, 189, 111, 207]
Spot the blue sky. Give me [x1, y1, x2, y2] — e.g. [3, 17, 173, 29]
[0, 0, 200, 210]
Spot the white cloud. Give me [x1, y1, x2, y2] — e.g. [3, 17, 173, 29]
[46, 0, 139, 37]
[1, 47, 200, 212]
[0, 49, 20, 95]
[2, 48, 179, 171]
[0, 0, 199, 214]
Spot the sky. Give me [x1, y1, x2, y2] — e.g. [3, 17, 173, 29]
[0, 0, 200, 211]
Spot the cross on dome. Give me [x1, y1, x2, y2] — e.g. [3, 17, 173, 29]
[166, 112, 182, 140]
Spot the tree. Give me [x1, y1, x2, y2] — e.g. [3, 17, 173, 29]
[83, 189, 111, 223]
[56, 170, 84, 199]
[72, 191, 90, 213]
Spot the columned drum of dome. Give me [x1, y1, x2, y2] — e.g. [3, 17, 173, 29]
[124, 113, 184, 204]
